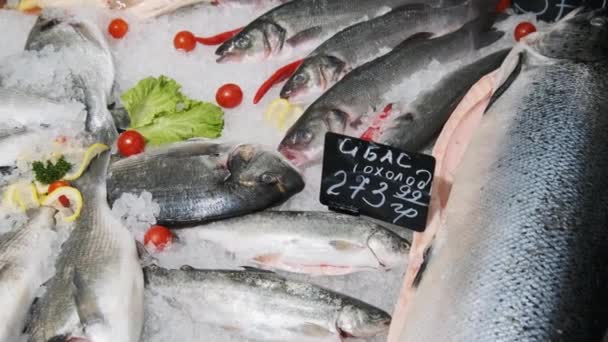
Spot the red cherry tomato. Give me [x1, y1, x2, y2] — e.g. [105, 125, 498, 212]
[496, 0, 511, 12]
[48, 180, 71, 208]
[117, 130, 146, 157]
[174, 31, 197, 52]
[108, 18, 129, 39]
[216, 83, 243, 108]
[514, 22, 537, 42]
[144, 225, 174, 251]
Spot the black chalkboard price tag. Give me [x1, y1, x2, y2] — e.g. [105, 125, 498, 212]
[319, 132, 435, 232]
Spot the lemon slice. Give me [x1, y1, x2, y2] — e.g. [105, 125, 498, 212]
[2, 185, 18, 209]
[63, 143, 109, 181]
[41, 186, 83, 222]
[33, 181, 49, 196]
[279, 104, 303, 131]
[16, 0, 40, 11]
[264, 98, 291, 123]
[13, 183, 40, 211]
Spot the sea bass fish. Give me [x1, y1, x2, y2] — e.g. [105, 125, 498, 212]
[215, 0, 442, 63]
[144, 265, 392, 341]
[397, 8, 608, 341]
[278, 14, 504, 167]
[0, 207, 57, 342]
[23, 14, 144, 342]
[280, 1, 483, 101]
[179, 211, 410, 275]
[107, 141, 304, 226]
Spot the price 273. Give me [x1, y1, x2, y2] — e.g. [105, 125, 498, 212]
[325, 171, 431, 225]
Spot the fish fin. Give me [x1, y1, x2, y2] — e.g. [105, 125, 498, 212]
[395, 32, 434, 49]
[465, 14, 505, 49]
[329, 240, 366, 251]
[286, 26, 324, 47]
[486, 52, 523, 113]
[412, 245, 433, 288]
[291, 322, 334, 337]
[252, 253, 283, 264]
[136, 240, 158, 267]
[180, 265, 195, 271]
[241, 266, 275, 273]
[72, 270, 105, 329]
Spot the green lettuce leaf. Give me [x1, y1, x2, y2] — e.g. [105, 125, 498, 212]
[135, 101, 224, 146]
[120, 76, 186, 128]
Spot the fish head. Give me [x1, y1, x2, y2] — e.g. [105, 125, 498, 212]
[336, 304, 391, 338]
[215, 20, 286, 62]
[280, 55, 347, 100]
[367, 228, 410, 269]
[26, 13, 108, 52]
[532, 8, 608, 62]
[278, 108, 348, 167]
[229, 144, 305, 199]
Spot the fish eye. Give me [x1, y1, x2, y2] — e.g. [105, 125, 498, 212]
[590, 17, 607, 27]
[296, 129, 313, 143]
[260, 173, 279, 185]
[235, 36, 251, 49]
[293, 73, 307, 84]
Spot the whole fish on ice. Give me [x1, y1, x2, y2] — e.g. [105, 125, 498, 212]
[179, 211, 410, 275]
[280, 1, 486, 101]
[107, 141, 304, 226]
[144, 265, 392, 341]
[0, 207, 58, 342]
[278, 14, 505, 166]
[215, 0, 444, 62]
[23, 14, 143, 342]
[397, 8, 608, 341]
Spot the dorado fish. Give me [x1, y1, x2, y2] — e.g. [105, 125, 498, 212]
[180, 211, 410, 275]
[396, 8, 608, 341]
[23, 14, 143, 342]
[280, 1, 484, 101]
[0, 207, 57, 342]
[107, 141, 304, 226]
[144, 265, 392, 341]
[278, 14, 504, 167]
[215, 0, 441, 63]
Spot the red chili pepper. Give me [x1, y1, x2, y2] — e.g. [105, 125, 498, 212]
[360, 103, 394, 142]
[195, 27, 244, 45]
[253, 59, 305, 104]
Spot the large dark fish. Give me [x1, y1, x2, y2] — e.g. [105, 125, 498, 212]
[144, 265, 392, 341]
[397, 8, 608, 341]
[107, 141, 304, 226]
[23, 14, 144, 342]
[215, 0, 443, 63]
[278, 14, 504, 167]
[280, 1, 483, 101]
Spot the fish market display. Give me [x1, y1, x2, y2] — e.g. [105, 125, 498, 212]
[397, 8, 608, 341]
[144, 265, 392, 341]
[215, 0, 436, 62]
[180, 211, 410, 275]
[280, 1, 483, 101]
[107, 141, 305, 225]
[22, 15, 144, 342]
[278, 14, 505, 166]
[0, 207, 57, 342]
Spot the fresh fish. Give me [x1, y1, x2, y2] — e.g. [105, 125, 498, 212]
[23, 14, 144, 342]
[107, 141, 305, 226]
[0, 207, 57, 342]
[144, 265, 392, 341]
[180, 211, 410, 275]
[278, 14, 504, 167]
[379, 48, 509, 151]
[215, 0, 439, 63]
[280, 1, 483, 101]
[397, 8, 608, 341]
